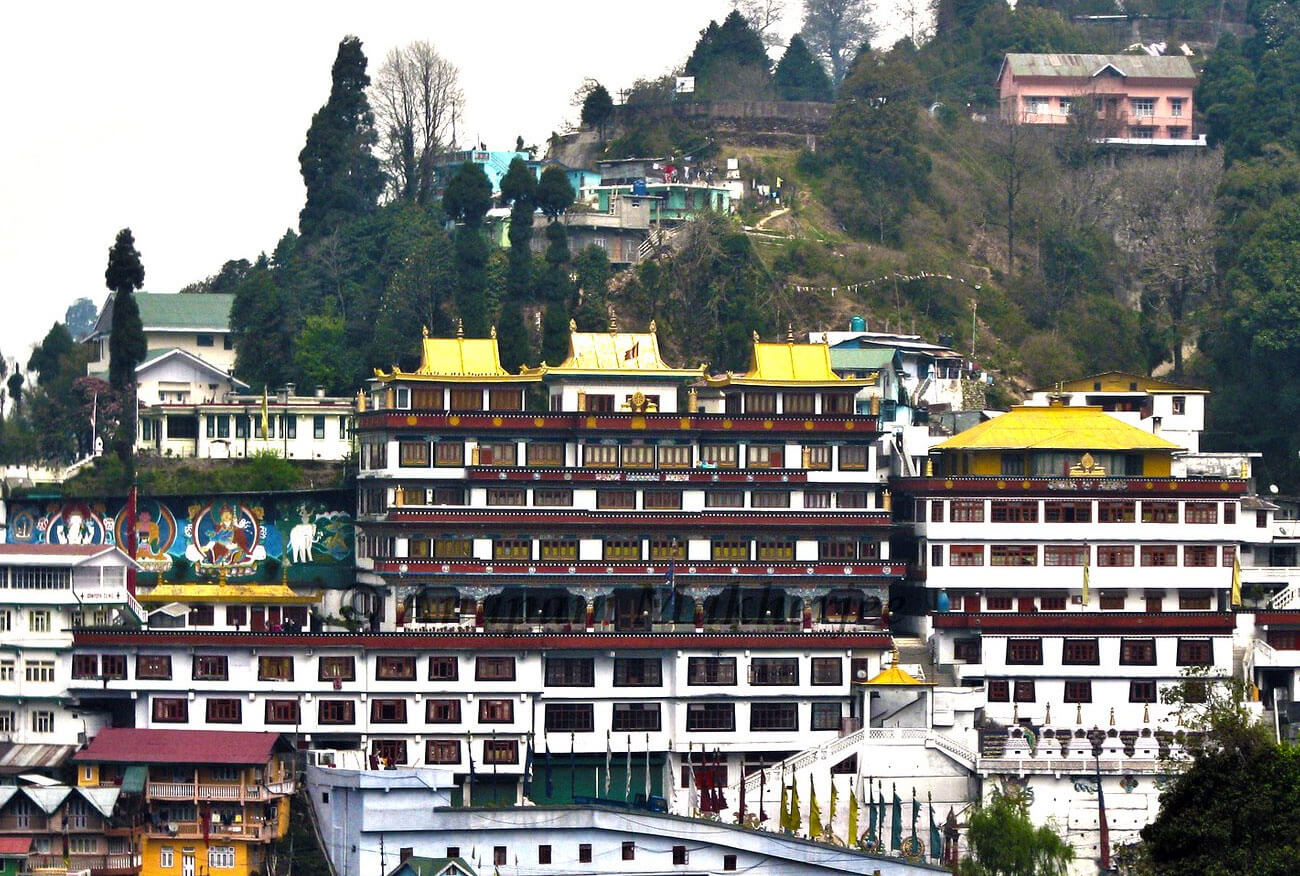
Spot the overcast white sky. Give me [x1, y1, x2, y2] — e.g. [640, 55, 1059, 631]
[1, 1, 908, 364]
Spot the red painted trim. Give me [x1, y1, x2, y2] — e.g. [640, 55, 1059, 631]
[357, 411, 880, 436]
[1254, 611, 1300, 626]
[893, 477, 1247, 497]
[467, 467, 817, 484]
[932, 611, 1235, 632]
[72, 630, 894, 650]
[379, 509, 892, 528]
[370, 560, 907, 577]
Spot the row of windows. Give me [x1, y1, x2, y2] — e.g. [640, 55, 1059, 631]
[926, 499, 1234, 525]
[382, 386, 526, 412]
[151, 697, 844, 733]
[999, 637, 1213, 666]
[399, 536, 882, 563]
[0, 609, 54, 632]
[79, 653, 522, 683]
[0, 567, 71, 589]
[403, 841, 733, 870]
[201, 413, 347, 441]
[0, 710, 56, 733]
[933, 543, 1235, 568]
[955, 590, 1215, 612]
[372, 440, 871, 471]
[0, 658, 57, 683]
[91, 654, 847, 688]
[988, 678, 1174, 704]
[388, 487, 875, 512]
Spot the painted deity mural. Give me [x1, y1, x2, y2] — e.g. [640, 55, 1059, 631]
[7, 492, 354, 586]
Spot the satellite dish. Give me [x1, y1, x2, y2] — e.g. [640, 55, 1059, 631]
[1271, 484, 1280, 494]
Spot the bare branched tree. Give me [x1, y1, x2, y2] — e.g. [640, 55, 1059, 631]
[733, 0, 788, 49]
[801, 0, 876, 86]
[370, 41, 463, 204]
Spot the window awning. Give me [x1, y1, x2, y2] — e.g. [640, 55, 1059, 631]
[120, 764, 147, 794]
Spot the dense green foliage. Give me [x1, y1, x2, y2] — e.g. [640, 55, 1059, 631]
[957, 792, 1073, 876]
[774, 35, 834, 102]
[580, 82, 614, 139]
[683, 11, 772, 99]
[105, 227, 146, 470]
[298, 36, 384, 239]
[500, 156, 537, 301]
[801, 0, 874, 86]
[1139, 673, 1299, 876]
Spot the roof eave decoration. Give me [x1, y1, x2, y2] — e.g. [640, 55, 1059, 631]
[704, 331, 876, 388]
[374, 324, 539, 383]
[525, 317, 708, 378]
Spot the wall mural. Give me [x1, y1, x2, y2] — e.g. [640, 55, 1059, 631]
[6, 492, 354, 585]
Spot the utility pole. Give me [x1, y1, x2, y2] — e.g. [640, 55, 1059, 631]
[970, 299, 978, 360]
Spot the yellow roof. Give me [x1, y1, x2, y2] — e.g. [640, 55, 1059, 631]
[1051, 371, 1208, 394]
[375, 326, 539, 383]
[935, 405, 1181, 452]
[526, 320, 706, 378]
[705, 334, 875, 388]
[138, 582, 321, 605]
[863, 663, 927, 686]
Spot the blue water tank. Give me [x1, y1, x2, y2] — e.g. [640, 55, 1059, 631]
[935, 591, 951, 613]
[632, 178, 648, 196]
[849, 315, 866, 332]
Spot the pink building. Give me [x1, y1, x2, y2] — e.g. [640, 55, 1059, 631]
[997, 53, 1200, 143]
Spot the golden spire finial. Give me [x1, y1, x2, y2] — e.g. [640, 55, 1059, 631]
[787, 323, 795, 343]
[455, 319, 464, 339]
[490, 325, 497, 339]
[752, 330, 760, 342]
[608, 306, 619, 334]
[568, 318, 577, 332]
[649, 319, 657, 333]
[422, 324, 429, 338]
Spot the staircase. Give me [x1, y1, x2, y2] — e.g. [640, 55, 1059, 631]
[1271, 581, 1300, 610]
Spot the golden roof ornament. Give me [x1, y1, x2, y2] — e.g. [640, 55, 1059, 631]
[569, 318, 577, 332]
[649, 319, 657, 333]
[455, 319, 464, 339]
[421, 324, 429, 338]
[752, 330, 760, 342]
[490, 325, 497, 339]
[608, 307, 619, 334]
[786, 323, 795, 343]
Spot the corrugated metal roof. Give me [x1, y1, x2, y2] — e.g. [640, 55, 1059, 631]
[75, 729, 289, 765]
[1003, 53, 1196, 80]
[935, 405, 1181, 451]
[77, 786, 122, 818]
[1053, 370, 1208, 394]
[829, 347, 899, 371]
[0, 744, 75, 774]
[21, 786, 71, 814]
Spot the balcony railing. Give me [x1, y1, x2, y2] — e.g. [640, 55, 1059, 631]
[27, 853, 140, 873]
[146, 780, 295, 802]
[146, 820, 275, 841]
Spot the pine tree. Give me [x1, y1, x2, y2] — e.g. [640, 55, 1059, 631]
[443, 161, 494, 336]
[684, 11, 772, 98]
[299, 36, 384, 238]
[580, 83, 615, 140]
[540, 304, 571, 367]
[499, 157, 537, 300]
[105, 228, 146, 470]
[495, 303, 533, 373]
[774, 35, 834, 101]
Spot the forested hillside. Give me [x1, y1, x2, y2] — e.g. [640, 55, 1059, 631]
[5, 0, 1300, 488]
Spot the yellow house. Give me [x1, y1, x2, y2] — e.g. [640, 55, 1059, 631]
[930, 404, 1180, 478]
[74, 729, 295, 876]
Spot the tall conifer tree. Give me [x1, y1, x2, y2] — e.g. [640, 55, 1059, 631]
[299, 36, 384, 238]
[105, 227, 146, 470]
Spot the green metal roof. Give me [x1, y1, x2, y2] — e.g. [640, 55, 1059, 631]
[120, 764, 147, 794]
[388, 857, 476, 876]
[828, 347, 899, 371]
[1002, 53, 1196, 81]
[135, 293, 234, 331]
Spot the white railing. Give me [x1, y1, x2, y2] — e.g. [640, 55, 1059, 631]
[928, 731, 979, 768]
[740, 727, 866, 794]
[1272, 581, 1300, 610]
[147, 781, 291, 801]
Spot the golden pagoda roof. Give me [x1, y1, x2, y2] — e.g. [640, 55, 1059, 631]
[935, 405, 1181, 452]
[137, 582, 321, 605]
[863, 663, 928, 686]
[524, 319, 706, 378]
[704, 332, 876, 388]
[1050, 370, 1208, 394]
[374, 324, 539, 383]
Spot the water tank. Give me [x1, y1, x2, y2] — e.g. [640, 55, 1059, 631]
[936, 591, 951, 613]
[849, 315, 866, 332]
[632, 178, 648, 196]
